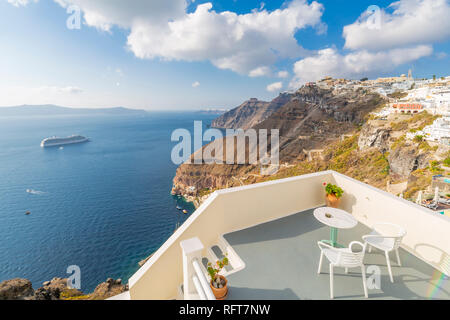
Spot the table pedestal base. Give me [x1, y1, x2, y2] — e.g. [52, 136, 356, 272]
[320, 227, 345, 248]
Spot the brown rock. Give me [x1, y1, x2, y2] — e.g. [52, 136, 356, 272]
[89, 278, 127, 300]
[33, 286, 61, 300]
[0, 278, 34, 300]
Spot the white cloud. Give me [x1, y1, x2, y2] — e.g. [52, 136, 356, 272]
[249, 66, 271, 78]
[53, 0, 325, 76]
[277, 70, 289, 78]
[289, 0, 446, 88]
[192, 81, 200, 88]
[266, 81, 283, 92]
[7, 0, 37, 7]
[54, 0, 187, 31]
[290, 45, 433, 88]
[343, 0, 450, 51]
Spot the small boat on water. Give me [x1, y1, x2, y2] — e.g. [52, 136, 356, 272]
[183, 209, 188, 214]
[176, 206, 182, 210]
[25, 211, 31, 215]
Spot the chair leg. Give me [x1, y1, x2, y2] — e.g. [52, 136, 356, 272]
[318, 251, 324, 274]
[368, 245, 372, 253]
[385, 251, 394, 283]
[361, 265, 368, 298]
[395, 248, 402, 266]
[345, 267, 348, 274]
[329, 264, 334, 299]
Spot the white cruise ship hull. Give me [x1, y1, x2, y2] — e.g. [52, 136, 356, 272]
[40, 136, 89, 148]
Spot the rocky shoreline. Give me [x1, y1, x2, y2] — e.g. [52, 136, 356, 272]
[0, 277, 128, 300]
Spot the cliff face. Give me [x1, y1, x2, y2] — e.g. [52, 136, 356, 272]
[173, 82, 446, 204]
[388, 145, 431, 177]
[357, 113, 442, 181]
[358, 122, 391, 152]
[211, 93, 293, 130]
[172, 84, 385, 200]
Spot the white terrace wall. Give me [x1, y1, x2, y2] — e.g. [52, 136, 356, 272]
[334, 171, 450, 276]
[128, 171, 333, 299]
[129, 170, 450, 300]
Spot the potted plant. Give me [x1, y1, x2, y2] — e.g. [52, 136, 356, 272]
[207, 256, 229, 300]
[324, 183, 344, 208]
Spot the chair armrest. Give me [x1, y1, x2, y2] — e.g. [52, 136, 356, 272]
[349, 241, 366, 252]
[318, 241, 336, 251]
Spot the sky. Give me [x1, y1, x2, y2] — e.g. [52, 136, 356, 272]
[0, 0, 449, 110]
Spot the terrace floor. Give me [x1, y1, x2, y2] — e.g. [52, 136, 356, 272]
[223, 208, 450, 300]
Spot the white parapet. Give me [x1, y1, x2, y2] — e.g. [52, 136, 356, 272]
[180, 237, 204, 300]
[128, 170, 450, 299]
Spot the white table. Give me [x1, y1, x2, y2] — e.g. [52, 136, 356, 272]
[313, 207, 357, 248]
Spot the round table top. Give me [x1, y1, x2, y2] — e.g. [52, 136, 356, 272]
[313, 207, 357, 229]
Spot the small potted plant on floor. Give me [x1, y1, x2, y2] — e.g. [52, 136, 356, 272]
[207, 256, 229, 300]
[324, 183, 344, 208]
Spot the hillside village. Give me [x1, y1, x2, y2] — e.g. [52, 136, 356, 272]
[173, 74, 450, 217]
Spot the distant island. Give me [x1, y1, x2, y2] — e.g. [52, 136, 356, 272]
[0, 105, 148, 117]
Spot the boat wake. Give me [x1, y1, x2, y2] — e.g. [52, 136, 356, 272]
[26, 189, 46, 195]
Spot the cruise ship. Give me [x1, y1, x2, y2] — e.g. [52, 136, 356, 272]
[40, 135, 89, 148]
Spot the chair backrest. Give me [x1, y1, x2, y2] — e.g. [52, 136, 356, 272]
[336, 241, 366, 268]
[373, 223, 406, 250]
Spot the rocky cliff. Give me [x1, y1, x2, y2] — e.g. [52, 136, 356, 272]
[0, 277, 127, 300]
[173, 82, 446, 204]
[211, 93, 293, 130]
[172, 83, 386, 200]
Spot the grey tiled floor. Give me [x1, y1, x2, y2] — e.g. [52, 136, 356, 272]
[223, 208, 450, 300]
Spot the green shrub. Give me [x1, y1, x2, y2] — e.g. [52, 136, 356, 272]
[414, 135, 424, 142]
[324, 183, 344, 198]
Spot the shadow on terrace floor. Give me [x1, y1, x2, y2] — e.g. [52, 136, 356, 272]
[224, 208, 450, 300]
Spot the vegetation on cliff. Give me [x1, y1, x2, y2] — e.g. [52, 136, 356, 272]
[173, 84, 447, 206]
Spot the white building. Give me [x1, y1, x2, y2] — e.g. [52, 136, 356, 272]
[423, 117, 450, 144]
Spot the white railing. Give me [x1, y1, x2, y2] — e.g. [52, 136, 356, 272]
[192, 275, 206, 300]
[192, 258, 215, 300]
[129, 170, 450, 299]
[180, 237, 215, 300]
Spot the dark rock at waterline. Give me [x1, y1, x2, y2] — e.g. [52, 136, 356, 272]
[0, 276, 127, 300]
[33, 286, 61, 300]
[0, 278, 34, 300]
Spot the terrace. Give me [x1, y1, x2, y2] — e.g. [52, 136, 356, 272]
[223, 209, 449, 299]
[125, 171, 450, 300]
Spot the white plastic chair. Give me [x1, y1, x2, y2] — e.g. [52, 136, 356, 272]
[317, 241, 368, 299]
[362, 223, 406, 283]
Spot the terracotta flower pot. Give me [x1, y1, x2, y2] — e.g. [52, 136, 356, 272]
[326, 193, 341, 208]
[210, 275, 228, 300]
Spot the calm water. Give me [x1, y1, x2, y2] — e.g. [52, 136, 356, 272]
[0, 112, 216, 292]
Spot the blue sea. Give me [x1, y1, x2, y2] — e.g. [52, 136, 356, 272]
[0, 112, 217, 292]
